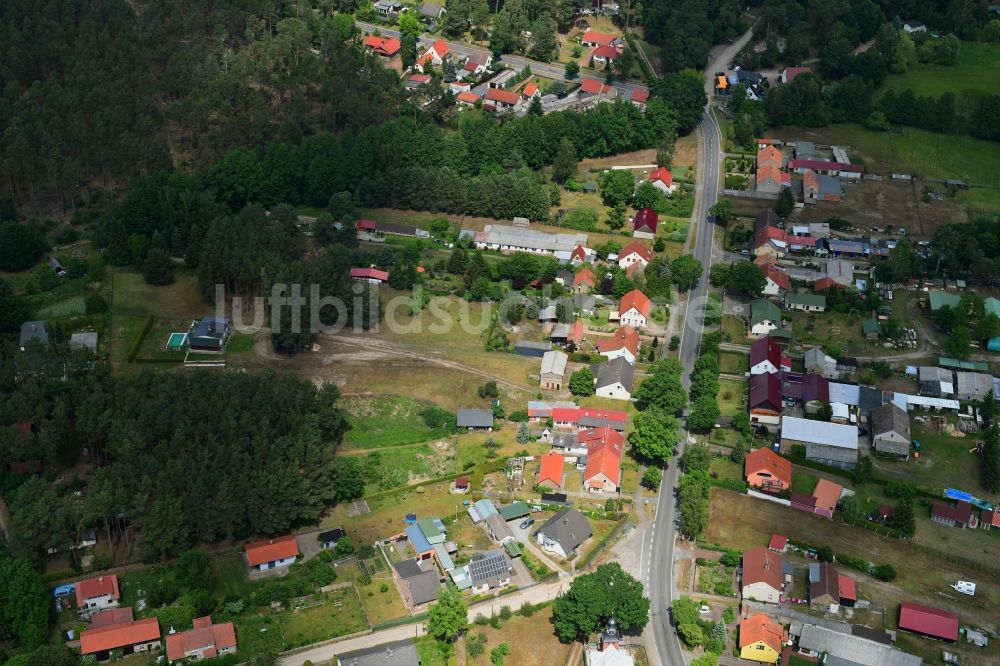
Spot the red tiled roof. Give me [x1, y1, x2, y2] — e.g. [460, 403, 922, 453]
[742, 546, 783, 592]
[814, 277, 837, 292]
[633, 207, 658, 233]
[788, 159, 863, 173]
[350, 267, 389, 282]
[757, 146, 783, 169]
[783, 66, 811, 82]
[363, 35, 401, 57]
[485, 87, 520, 106]
[456, 91, 480, 104]
[765, 264, 791, 290]
[648, 167, 673, 188]
[812, 478, 843, 513]
[630, 88, 649, 103]
[591, 45, 620, 59]
[579, 78, 610, 94]
[620, 241, 653, 263]
[768, 534, 787, 552]
[597, 326, 640, 357]
[584, 427, 624, 488]
[571, 245, 588, 261]
[898, 601, 959, 641]
[244, 534, 298, 567]
[538, 451, 564, 487]
[408, 74, 431, 84]
[579, 408, 627, 423]
[839, 574, 857, 601]
[567, 320, 585, 346]
[573, 267, 596, 287]
[81, 617, 160, 655]
[522, 83, 538, 97]
[744, 448, 791, 487]
[739, 613, 785, 652]
[618, 289, 651, 317]
[91, 608, 134, 628]
[932, 501, 972, 525]
[165, 619, 237, 662]
[581, 30, 616, 46]
[757, 164, 783, 187]
[356, 219, 378, 231]
[76, 575, 120, 608]
[749, 373, 781, 412]
[429, 39, 449, 58]
[802, 168, 819, 190]
[551, 407, 580, 423]
[789, 235, 816, 247]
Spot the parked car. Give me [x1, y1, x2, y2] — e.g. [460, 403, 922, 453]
[519, 518, 535, 529]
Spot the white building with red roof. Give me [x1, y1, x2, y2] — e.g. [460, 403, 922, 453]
[244, 534, 299, 572]
[762, 263, 791, 296]
[455, 91, 480, 108]
[75, 575, 121, 616]
[362, 35, 401, 58]
[521, 83, 540, 99]
[80, 616, 161, 660]
[590, 45, 621, 67]
[581, 427, 624, 493]
[165, 616, 237, 662]
[647, 167, 676, 194]
[484, 87, 521, 111]
[617, 241, 653, 270]
[581, 30, 620, 47]
[414, 39, 450, 73]
[350, 267, 389, 284]
[596, 326, 640, 364]
[578, 78, 613, 97]
[629, 87, 650, 109]
[618, 289, 652, 329]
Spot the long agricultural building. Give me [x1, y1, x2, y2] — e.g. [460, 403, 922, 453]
[780, 416, 859, 469]
[475, 225, 588, 256]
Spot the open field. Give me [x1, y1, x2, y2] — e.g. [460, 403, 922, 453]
[770, 124, 1000, 214]
[786, 310, 874, 354]
[879, 42, 1000, 114]
[335, 558, 409, 625]
[721, 315, 747, 342]
[717, 379, 745, 418]
[234, 587, 367, 654]
[112, 271, 204, 319]
[465, 605, 572, 666]
[342, 395, 455, 450]
[719, 351, 748, 374]
[704, 488, 1000, 637]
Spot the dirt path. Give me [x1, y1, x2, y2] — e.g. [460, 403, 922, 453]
[251, 329, 538, 394]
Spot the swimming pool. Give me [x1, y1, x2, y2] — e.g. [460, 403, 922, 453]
[166, 332, 188, 350]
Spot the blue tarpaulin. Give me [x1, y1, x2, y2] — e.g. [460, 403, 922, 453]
[53, 583, 75, 597]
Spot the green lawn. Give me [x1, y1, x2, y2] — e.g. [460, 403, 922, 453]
[790, 471, 818, 495]
[211, 552, 256, 600]
[234, 588, 367, 654]
[879, 42, 1000, 114]
[414, 637, 451, 666]
[342, 395, 456, 449]
[34, 295, 87, 318]
[719, 351, 748, 375]
[717, 379, 745, 419]
[721, 315, 746, 343]
[809, 124, 1000, 211]
[226, 332, 256, 354]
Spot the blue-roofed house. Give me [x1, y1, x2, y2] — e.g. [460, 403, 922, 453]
[405, 524, 433, 559]
[467, 498, 498, 524]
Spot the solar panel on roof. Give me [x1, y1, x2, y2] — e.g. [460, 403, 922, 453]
[467, 551, 511, 583]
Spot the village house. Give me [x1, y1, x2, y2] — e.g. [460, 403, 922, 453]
[457, 408, 494, 430]
[362, 35, 401, 58]
[467, 550, 513, 594]
[590, 45, 621, 68]
[898, 602, 959, 642]
[931, 500, 974, 528]
[521, 82, 540, 99]
[750, 299, 782, 338]
[578, 78, 613, 98]
[76, 575, 121, 616]
[350, 267, 389, 284]
[739, 613, 786, 664]
[460, 51, 493, 78]
[618, 241, 652, 270]
[870, 403, 910, 457]
[593, 357, 634, 401]
[484, 87, 521, 112]
[406, 73, 431, 89]
[761, 263, 791, 296]
[392, 559, 440, 608]
[580, 30, 621, 47]
[586, 619, 634, 666]
[750, 336, 790, 375]
[755, 146, 785, 194]
[188, 317, 230, 352]
[18, 320, 49, 351]
[573, 267, 596, 293]
[803, 347, 838, 378]
[582, 426, 624, 493]
[536, 508, 593, 558]
[81, 616, 161, 662]
[741, 546, 784, 604]
[373, 0, 405, 15]
[69, 332, 98, 353]
[455, 91, 480, 108]
[476, 225, 587, 256]
[748, 373, 783, 427]
[744, 446, 791, 492]
[647, 167, 676, 194]
[540, 350, 568, 390]
[628, 87, 649, 110]
[632, 207, 658, 238]
[618, 289, 651, 329]
[780, 66, 811, 83]
[419, 1, 446, 19]
[809, 561, 843, 611]
[597, 325, 640, 364]
[165, 617, 237, 663]
[414, 39, 450, 72]
[317, 527, 345, 550]
[537, 451, 565, 490]
[244, 535, 298, 572]
[786, 292, 826, 312]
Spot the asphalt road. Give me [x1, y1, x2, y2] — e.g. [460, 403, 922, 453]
[643, 29, 754, 666]
[356, 21, 647, 95]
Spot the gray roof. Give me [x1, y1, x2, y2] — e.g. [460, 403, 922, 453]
[336, 638, 420, 666]
[541, 351, 568, 377]
[795, 141, 816, 159]
[419, 1, 443, 16]
[871, 403, 909, 440]
[467, 550, 512, 584]
[594, 357, 635, 392]
[393, 558, 425, 579]
[484, 513, 514, 542]
[804, 347, 836, 373]
[781, 416, 858, 449]
[550, 323, 571, 339]
[797, 624, 921, 666]
[457, 408, 493, 428]
[478, 224, 588, 253]
[19, 321, 48, 348]
[955, 371, 995, 399]
[819, 174, 843, 198]
[538, 508, 593, 554]
[69, 332, 98, 353]
[405, 569, 440, 605]
[189, 316, 229, 348]
[918, 366, 953, 383]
